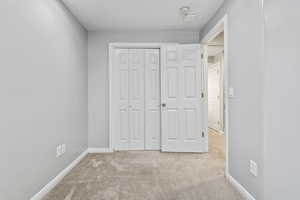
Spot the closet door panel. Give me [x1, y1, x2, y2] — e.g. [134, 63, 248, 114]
[114, 48, 161, 151]
[129, 49, 145, 150]
[115, 49, 130, 150]
[145, 49, 161, 150]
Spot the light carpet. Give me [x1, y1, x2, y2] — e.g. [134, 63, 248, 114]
[43, 130, 243, 200]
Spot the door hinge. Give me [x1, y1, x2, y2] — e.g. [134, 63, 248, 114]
[201, 92, 204, 98]
[202, 132, 205, 138]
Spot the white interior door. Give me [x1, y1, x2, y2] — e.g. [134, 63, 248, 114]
[208, 62, 221, 131]
[161, 44, 208, 152]
[145, 49, 161, 150]
[114, 49, 145, 150]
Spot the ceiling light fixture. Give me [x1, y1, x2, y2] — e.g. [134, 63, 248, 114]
[180, 6, 197, 22]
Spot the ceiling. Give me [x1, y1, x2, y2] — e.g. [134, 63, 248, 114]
[62, 0, 224, 31]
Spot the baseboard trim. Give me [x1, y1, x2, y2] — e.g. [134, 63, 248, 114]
[30, 149, 88, 200]
[87, 148, 114, 153]
[226, 173, 256, 200]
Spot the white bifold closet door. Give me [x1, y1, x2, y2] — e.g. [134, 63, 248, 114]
[114, 49, 160, 150]
[161, 44, 208, 152]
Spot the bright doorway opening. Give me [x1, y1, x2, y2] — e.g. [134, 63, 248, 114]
[207, 31, 225, 160]
[202, 15, 228, 175]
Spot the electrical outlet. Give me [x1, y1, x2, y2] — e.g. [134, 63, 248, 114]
[250, 160, 258, 177]
[61, 144, 66, 154]
[56, 145, 62, 157]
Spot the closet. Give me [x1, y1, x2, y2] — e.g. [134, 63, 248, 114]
[110, 44, 207, 152]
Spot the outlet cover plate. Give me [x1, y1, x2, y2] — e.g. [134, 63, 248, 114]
[56, 145, 62, 157]
[250, 160, 258, 177]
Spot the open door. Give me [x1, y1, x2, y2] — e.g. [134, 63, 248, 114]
[161, 44, 208, 152]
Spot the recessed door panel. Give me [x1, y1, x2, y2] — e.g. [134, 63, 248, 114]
[130, 69, 141, 100]
[184, 66, 197, 98]
[120, 70, 129, 100]
[166, 109, 179, 140]
[129, 109, 144, 149]
[183, 109, 197, 141]
[150, 110, 160, 144]
[151, 70, 159, 99]
[119, 109, 129, 150]
[167, 67, 179, 98]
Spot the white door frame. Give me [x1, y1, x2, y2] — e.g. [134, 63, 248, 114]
[201, 15, 229, 175]
[108, 43, 177, 151]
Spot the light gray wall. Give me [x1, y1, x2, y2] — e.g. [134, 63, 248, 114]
[0, 1, 88, 199]
[88, 31, 199, 148]
[200, 0, 264, 199]
[264, 0, 300, 199]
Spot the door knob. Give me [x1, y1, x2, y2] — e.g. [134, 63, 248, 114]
[161, 103, 166, 107]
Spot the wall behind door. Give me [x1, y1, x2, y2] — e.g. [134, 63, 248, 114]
[88, 31, 200, 148]
[264, 0, 300, 199]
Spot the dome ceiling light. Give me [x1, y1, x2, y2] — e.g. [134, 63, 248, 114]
[180, 6, 197, 22]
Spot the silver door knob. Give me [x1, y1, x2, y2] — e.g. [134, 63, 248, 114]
[161, 103, 166, 107]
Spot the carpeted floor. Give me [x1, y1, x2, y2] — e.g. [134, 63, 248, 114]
[43, 130, 243, 200]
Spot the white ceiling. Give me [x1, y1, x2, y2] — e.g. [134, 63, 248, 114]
[62, 0, 224, 31]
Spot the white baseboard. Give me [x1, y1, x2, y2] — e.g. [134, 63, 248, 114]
[226, 173, 256, 200]
[30, 149, 88, 200]
[87, 148, 114, 153]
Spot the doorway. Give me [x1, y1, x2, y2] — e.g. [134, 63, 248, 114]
[201, 15, 228, 174]
[207, 32, 225, 162]
[207, 32, 224, 134]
